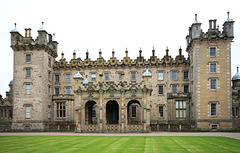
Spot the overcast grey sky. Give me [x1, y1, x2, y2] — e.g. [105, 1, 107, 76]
[0, 0, 239, 97]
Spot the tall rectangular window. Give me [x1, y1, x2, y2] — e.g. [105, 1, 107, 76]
[104, 73, 109, 82]
[210, 79, 216, 90]
[26, 54, 31, 63]
[91, 73, 96, 82]
[236, 107, 239, 117]
[26, 106, 31, 118]
[92, 107, 96, 117]
[132, 106, 136, 118]
[117, 73, 122, 81]
[66, 88, 70, 95]
[55, 75, 59, 82]
[211, 103, 217, 116]
[158, 72, 163, 80]
[172, 72, 177, 80]
[184, 85, 189, 93]
[66, 74, 70, 82]
[210, 63, 216, 73]
[159, 106, 164, 118]
[0, 110, 3, 118]
[26, 84, 31, 94]
[131, 72, 136, 81]
[210, 47, 216, 57]
[55, 88, 59, 95]
[48, 57, 51, 67]
[184, 71, 188, 79]
[176, 101, 186, 118]
[56, 102, 66, 118]
[172, 85, 177, 93]
[26, 69, 31, 78]
[158, 85, 163, 95]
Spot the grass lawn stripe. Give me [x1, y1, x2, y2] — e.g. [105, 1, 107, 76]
[0, 136, 240, 153]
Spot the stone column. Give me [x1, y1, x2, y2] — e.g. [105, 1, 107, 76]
[99, 89, 103, 133]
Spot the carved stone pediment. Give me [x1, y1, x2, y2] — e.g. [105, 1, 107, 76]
[130, 85, 138, 97]
[87, 86, 95, 96]
[108, 85, 116, 97]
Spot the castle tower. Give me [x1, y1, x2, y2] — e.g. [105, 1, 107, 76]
[10, 23, 58, 131]
[186, 13, 234, 130]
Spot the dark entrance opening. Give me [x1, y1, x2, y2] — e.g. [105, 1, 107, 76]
[106, 100, 119, 124]
[127, 100, 142, 124]
[85, 101, 97, 124]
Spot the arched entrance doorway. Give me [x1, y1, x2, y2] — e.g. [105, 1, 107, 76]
[106, 100, 119, 124]
[85, 101, 97, 124]
[127, 100, 142, 124]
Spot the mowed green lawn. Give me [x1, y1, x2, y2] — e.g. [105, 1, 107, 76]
[0, 136, 240, 153]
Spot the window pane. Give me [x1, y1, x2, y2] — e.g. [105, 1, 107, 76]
[172, 72, 177, 80]
[91, 74, 96, 81]
[118, 73, 122, 81]
[104, 73, 109, 81]
[184, 85, 189, 92]
[211, 103, 217, 116]
[66, 88, 70, 94]
[26, 54, 31, 62]
[210, 48, 216, 57]
[66, 74, 70, 82]
[132, 106, 136, 117]
[158, 86, 163, 95]
[26, 106, 31, 118]
[158, 72, 163, 80]
[210, 64, 216, 73]
[26, 84, 31, 94]
[176, 101, 179, 109]
[131, 72, 136, 81]
[183, 110, 186, 117]
[183, 101, 186, 109]
[26, 69, 31, 77]
[210, 79, 216, 90]
[55, 75, 59, 82]
[55, 88, 59, 95]
[172, 85, 177, 93]
[184, 71, 188, 79]
[159, 106, 163, 117]
[176, 110, 179, 118]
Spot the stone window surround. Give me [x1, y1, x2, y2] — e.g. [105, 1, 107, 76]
[157, 104, 165, 118]
[23, 104, 32, 119]
[24, 52, 33, 63]
[208, 46, 218, 57]
[24, 82, 32, 95]
[208, 77, 218, 91]
[157, 84, 164, 95]
[208, 101, 219, 118]
[208, 61, 219, 73]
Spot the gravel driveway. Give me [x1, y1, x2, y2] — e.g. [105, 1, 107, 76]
[1, 132, 240, 140]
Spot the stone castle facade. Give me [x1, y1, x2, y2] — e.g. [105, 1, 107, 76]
[1, 14, 240, 132]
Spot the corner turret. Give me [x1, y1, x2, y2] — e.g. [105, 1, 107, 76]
[223, 11, 234, 38]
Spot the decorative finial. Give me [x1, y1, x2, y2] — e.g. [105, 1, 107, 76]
[61, 51, 64, 59]
[139, 47, 142, 57]
[152, 47, 155, 56]
[237, 65, 239, 73]
[86, 49, 89, 59]
[179, 46, 182, 56]
[195, 14, 197, 22]
[125, 48, 128, 57]
[99, 49, 102, 58]
[14, 23, 16, 29]
[227, 11, 230, 20]
[112, 48, 115, 57]
[166, 47, 169, 56]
